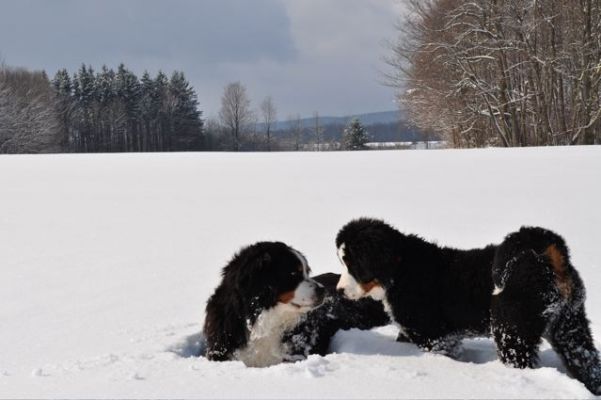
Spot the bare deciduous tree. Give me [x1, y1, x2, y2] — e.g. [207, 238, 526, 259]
[260, 96, 277, 151]
[219, 82, 253, 151]
[388, 0, 601, 147]
[288, 114, 304, 151]
[312, 112, 324, 151]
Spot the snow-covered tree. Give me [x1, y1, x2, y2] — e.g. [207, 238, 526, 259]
[51, 68, 73, 149]
[0, 66, 62, 153]
[388, 0, 601, 147]
[167, 71, 203, 151]
[51, 65, 204, 153]
[341, 118, 369, 150]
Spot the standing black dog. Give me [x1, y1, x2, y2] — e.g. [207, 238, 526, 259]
[203, 241, 388, 367]
[335, 218, 601, 395]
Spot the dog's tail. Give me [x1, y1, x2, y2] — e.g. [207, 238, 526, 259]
[492, 227, 601, 395]
[542, 243, 573, 301]
[491, 227, 579, 303]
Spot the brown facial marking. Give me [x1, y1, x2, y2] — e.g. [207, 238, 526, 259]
[545, 245, 572, 299]
[360, 280, 381, 293]
[278, 290, 296, 304]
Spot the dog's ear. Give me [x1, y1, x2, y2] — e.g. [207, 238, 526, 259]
[240, 251, 281, 313]
[237, 251, 273, 292]
[352, 231, 400, 285]
[252, 251, 272, 275]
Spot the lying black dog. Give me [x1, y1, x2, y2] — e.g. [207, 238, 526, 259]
[335, 218, 601, 395]
[203, 241, 388, 367]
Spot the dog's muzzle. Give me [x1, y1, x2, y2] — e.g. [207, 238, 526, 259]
[291, 279, 326, 308]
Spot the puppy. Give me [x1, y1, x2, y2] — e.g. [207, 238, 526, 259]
[204, 241, 388, 367]
[335, 218, 601, 395]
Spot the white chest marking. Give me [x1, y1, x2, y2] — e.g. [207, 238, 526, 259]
[379, 293, 410, 339]
[234, 304, 304, 368]
[334, 243, 409, 337]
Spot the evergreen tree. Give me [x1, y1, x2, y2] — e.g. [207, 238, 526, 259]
[76, 64, 95, 107]
[139, 71, 156, 151]
[51, 69, 73, 149]
[341, 118, 369, 150]
[95, 65, 115, 104]
[52, 69, 72, 95]
[168, 71, 203, 151]
[35, 63, 204, 153]
[154, 71, 169, 151]
[95, 66, 116, 151]
[114, 64, 141, 151]
[73, 64, 96, 151]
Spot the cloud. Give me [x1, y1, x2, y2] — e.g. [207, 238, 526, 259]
[213, 0, 403, 117]
[0, 0, 405, 117]
[0, 0, 295, 68]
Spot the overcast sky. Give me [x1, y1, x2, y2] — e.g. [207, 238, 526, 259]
[0, 0, 404, 119]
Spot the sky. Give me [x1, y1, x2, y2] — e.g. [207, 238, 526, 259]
[0, 0, 405, 119]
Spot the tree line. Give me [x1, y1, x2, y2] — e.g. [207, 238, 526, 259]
[206, 81, 424, 151]
[0, 63, 203, 153]
[388, 0, 601, 147]
[1, 64, 422, 154]
[54, 64, 203, 152]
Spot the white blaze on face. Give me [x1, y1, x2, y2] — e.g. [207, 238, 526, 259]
[335, 242, 387, 302]
[291, 248, 309, 279]
[286, 247, 324, 309]
[337, 243, 346, 265]
[336, 243, 364, 300]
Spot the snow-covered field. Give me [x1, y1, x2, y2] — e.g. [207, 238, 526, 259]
[1, 147, 600, 398]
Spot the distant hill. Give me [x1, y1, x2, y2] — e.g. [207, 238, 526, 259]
[265, 109, 430, 144]
[270, 110, 404, 131]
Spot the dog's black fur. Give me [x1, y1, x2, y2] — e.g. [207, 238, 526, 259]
[336, 218, 601, 395]
[284, 272, 391, 358]
[203, 241, 389, 364]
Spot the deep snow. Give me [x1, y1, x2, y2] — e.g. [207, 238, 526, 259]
[0, 147, 600, 398]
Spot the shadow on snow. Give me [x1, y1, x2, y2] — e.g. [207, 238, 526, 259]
[167, 325, 567, 377]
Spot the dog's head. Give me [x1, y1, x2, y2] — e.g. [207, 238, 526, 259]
[225, 241, 325, 313]
[335, 218, 401, 300]
[204, 241, 325, 362]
